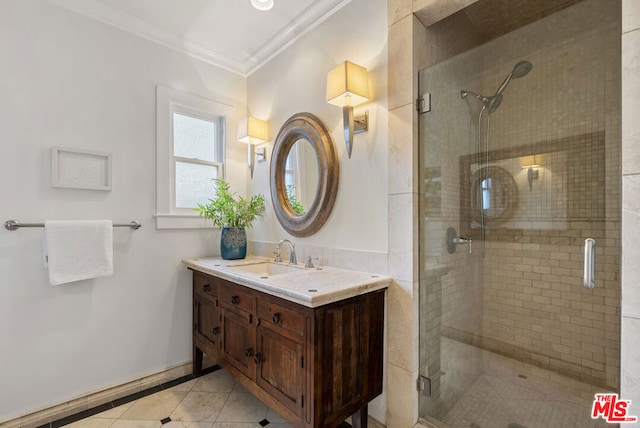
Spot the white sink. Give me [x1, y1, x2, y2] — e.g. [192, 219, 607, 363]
[227, 262, 304, 277]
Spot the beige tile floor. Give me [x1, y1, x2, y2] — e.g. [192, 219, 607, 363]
[431, 338, 615, 428]
[66, 369, 294, 428]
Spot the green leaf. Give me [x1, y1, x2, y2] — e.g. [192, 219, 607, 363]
[193, 178, 266, 228]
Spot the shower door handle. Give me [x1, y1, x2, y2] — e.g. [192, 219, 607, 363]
[583, 238, 596, 289]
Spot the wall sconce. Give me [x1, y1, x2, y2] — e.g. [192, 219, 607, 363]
[326, 61, 370, 159]
[520, 155, 540, 192]
[237, 117, 267, 179]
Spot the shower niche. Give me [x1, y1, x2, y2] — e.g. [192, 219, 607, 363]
[459, 131, 606, 235]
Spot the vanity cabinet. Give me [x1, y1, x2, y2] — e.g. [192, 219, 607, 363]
[190, 270, 385, 428]
[219, 281, 256, 379]
[255, 295, 307, 418]
[192, 271, 220, 377]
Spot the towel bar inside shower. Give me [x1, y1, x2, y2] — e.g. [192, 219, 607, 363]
[4, 220, 142, 231]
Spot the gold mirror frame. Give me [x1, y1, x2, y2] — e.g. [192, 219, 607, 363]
[270, 113, 339, 237]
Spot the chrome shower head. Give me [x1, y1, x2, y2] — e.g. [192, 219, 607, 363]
[460, 61, 531, 113]
[512, 60, 533, 78]
[494, 60, 533, 97]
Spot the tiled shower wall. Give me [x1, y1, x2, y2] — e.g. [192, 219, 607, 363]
[420, 0, 621, 399]
[391, 0, 640, 424]
[479, 0, 621, 391]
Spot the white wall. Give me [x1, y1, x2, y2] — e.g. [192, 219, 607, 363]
[245, 0, 389, 421]
[246, 0, 389, 255]
[0, 1, 246, 420]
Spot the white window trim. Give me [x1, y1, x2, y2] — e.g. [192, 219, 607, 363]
[156, 85, 233, 229]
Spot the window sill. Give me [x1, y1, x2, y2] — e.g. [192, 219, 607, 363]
[154, 213, 216, 230]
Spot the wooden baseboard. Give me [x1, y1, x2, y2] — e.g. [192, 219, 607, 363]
[1, 362, 193, 428]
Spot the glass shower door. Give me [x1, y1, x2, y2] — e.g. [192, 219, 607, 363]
[418, 1, 621, 427]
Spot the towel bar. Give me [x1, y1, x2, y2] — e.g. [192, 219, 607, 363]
[4, 220, 141, 231]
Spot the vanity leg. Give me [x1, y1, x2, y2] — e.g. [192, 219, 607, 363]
[193, 346, 203, 377]
[351, 404, 368, 428]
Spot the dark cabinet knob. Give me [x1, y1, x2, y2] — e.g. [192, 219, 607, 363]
[203, 284, 211, 292]
[253, 352, 262, 365]
[245, 347, 254, 358]
[212, 327, 220, 335]
[272, 312, 281, 325]
[231, 296, 239, 305]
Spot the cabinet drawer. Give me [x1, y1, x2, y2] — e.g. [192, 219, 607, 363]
[219, 282, 254, 313]
[194, 272, 218, 298]
[257, 298, 305, 337]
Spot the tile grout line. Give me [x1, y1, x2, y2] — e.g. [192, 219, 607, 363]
[42, 365, 222, 428]
[43, 366, 353, 428]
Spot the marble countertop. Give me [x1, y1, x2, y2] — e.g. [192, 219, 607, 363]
[182, 256, 391, 308]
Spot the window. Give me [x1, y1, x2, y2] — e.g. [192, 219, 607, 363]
[482, 177, 492, 211]
[172, 109, 223, 208]
[284, 144, 300, 200]
[156, 85, 232, 229]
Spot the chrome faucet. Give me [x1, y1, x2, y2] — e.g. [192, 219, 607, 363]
[305, 256, 319, 269]
[276, 239, 297, 265]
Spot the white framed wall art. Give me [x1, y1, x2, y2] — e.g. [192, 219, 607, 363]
[51, 147, 112, 191]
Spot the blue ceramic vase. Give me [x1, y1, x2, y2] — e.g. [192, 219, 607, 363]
[220, 227, 247, 260]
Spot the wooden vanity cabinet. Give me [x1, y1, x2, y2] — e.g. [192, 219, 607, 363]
[192, 271, 220, 377]
[255, 294, 308, 418]
[190, 270, 385, 428]
[219, 281, 256, 380]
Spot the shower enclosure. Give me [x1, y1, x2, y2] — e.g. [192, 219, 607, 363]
[418, 1, 621, 427]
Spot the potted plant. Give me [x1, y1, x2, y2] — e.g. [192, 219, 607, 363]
[195, 178, 266, 260]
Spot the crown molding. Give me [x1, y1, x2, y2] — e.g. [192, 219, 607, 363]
[246, 0, 352, 76]
[49, 0, 352, 77]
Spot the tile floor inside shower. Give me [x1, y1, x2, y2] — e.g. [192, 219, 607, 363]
[421, 337, 616, 428]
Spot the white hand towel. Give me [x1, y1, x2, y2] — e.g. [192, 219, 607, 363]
[44, 220, 113, 286]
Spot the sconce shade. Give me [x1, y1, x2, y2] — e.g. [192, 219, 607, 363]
[326, 61, 370, 107]
[237, 117, 268, 145]
[238, 116, 267, 179]
[520, 154, 541, 168]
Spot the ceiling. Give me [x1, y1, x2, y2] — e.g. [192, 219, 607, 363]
[49, 0, 352, 76]
[414, 0, 584, 42]
[462, 0, 583, 41]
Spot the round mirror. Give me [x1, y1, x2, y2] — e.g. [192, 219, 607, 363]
[470, 166, 518, 226]
[284, 138, 319, 216]
[271, 113, 339, 237]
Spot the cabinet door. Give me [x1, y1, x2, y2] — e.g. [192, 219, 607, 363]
[194, 295, 220, 354]
[221, 307, 255, 380]
[256, 325, 305, 417]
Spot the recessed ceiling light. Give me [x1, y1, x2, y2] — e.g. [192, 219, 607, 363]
[251, 0, 274, 11]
